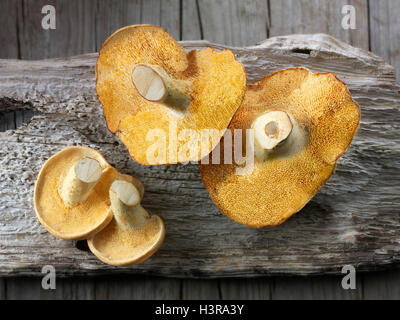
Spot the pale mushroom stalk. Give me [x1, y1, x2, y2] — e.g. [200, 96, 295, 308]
[58, 157, 102, 208]
[109, 180, 149, 229]
[251, 111, 306, 160]
[132, 64, 193, 111]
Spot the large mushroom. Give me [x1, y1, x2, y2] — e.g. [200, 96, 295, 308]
[200, 68, 360, 228]
[96, 24, 246, 165]
[88, 172, 165, 267]
[34, 146, 114, 240]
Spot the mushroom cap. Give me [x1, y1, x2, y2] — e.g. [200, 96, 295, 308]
[88, 211, 165, 266]
[34, 146, 114, 240]
[96, 24, 246, 165]
[87, 167, 164, 267]
[88, 216, 165, 267]
[200, 68, 360, 228]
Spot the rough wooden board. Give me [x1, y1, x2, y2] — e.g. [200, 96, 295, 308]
[4, 276, 181, 300]
[95, 0, 180, 48]
[95, 0, 142, 51]
[220, 278, 272, 300]
[369, 0, 400, 82]
[17, 0, 97, 60]
[198, 0, 270, 46]
[270, 275, 363, 300]
[182, 279, 220, 299]
[4, 276, 97, 300]
[0, 0, 19, 59]
[0, 34, 399, 278]
[158, 0, 181, 40]
[0, 279, 5, 299]
[93, 276, 181, 299]
[362, 269, 400, 300]
[182, 0, 202, 40]
[3, 276, 181, 300]
[269, 0, 369, 50]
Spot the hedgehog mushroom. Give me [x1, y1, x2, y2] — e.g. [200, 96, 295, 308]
[88, 176, 165, 267]
[200, 68, 360, 228]
[34, 146, 114, 240]
[96, 24, 246, 165]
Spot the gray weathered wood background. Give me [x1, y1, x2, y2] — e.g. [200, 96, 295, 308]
[0, 0, 399, 300]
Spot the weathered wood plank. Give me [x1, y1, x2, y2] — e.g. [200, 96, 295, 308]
[17, 0, 97, 59]
[0, 0, 19, 58]
[271, 276, 362, 300]
[5, 277, 96, 300]
[269, 0, 369, 50]
[140, 0, 162, 26]
[0, 278, 5, 299]
[220, 278, 272, 299]
[4, 275, 181, 300]
[369, 0, 400, 81]
[182, 0, 202, 40]
[362, 269, 400, 300]
[94, 276, 181, 299]
[198, 0, 269, 46]
[182, 279, 220, 299]
[0, 35, 399, 277]
[96, 0, 180, 46]
[159, 0, 181, 40]
[95, 0, 141, 51]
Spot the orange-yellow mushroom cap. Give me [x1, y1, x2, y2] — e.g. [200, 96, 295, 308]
[96, 24, 246, 165]
[34, 146, 114, 240]
[88, 175, 165, 267]
[200, 68, 360, 228]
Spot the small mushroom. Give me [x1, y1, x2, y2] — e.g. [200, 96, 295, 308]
[88, 175, 165, 267]
[96, 24, 246, 165]
[200, 68, 360, 228]
[34, 146, 113, 240]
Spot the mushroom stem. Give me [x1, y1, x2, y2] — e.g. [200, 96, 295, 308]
[109, 180, 149, 229]
[252, 111, 305, 160]
[58, 157, 102, 207]
[132, 64, 193, 111]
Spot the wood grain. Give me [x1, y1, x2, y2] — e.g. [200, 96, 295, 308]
[362, 269, 400, 300]
[269, 0, 369, 50]
[0, 0, 19, 59]
[95, 0, 141, 51]
[220, 278, 272, 299]
[93, 276, 181, 299]
[3, 275, 181, 300]
[17, 0, 97, 59]
[182, 279, 220, 299]
[270, 275, 362, 300]
[182, 0, 202, 40]
[158, 0, 181, 40]
[0, 35, 399, 278]
[369, 0, 400, 81]
[4, 276, 96, 300]
[95, 0, 180, 48]
[0, 279, 5, 299]
[198, 0, 270, 46]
